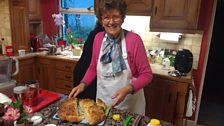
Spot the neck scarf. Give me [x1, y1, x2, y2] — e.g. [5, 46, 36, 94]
[100, 30, 127, 74]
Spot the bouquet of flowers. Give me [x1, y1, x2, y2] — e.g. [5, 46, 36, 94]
[2, 98, 28, 125]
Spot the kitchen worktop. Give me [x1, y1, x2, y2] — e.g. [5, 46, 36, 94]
[12, 51, 192, 83]
[150, 63, 192, 83]
[36, 95, 174, 126]
[12, 51, 80, 62]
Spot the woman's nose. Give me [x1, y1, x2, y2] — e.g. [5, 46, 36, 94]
[108, 18, 115, 24]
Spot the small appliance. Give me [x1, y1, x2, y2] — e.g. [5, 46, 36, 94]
[168, 49, 193, 77]
[174, 49, 193, 75]
[0, 56, 19, 97]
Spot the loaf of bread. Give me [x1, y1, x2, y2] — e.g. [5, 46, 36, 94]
[57, 98, 81, 123]
[57, 98, 107, 125]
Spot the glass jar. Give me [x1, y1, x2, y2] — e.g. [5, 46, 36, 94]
[25, 80, 39, 107]
[13, 86, 27, 102]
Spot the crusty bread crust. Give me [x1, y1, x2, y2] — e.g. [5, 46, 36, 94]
[58, 98, 107, 125]
[96, 98, 107, 111]
[58, 98, 81, 123]
[79, 98, 95, 112]
[86, 104, 106, 125]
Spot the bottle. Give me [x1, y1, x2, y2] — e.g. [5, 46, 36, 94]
[1, 38, 5, 54]
[5, 45, 13, 56]
[147, 119, 160, 126]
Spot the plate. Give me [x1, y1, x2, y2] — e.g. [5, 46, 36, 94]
[53, 104, 110, 126]
[44, 124, 56, 126]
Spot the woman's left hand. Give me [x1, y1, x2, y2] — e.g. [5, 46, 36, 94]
[111, 85, 133, 108]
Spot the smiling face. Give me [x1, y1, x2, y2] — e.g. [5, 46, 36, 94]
[101, 9, 123, 39]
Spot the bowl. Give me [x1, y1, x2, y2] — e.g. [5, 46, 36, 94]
[30, 113, 43, 125]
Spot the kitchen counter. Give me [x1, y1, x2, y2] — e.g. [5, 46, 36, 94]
[150, 63, 192, 83]
[13, 52, 192, 82]
[12, 51, 80, 62]
[36, 96, 174, 126]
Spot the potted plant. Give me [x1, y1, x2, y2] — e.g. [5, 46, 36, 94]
[66, 27, 83, 56]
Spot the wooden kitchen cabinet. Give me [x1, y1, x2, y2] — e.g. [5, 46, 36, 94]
[55, 60, 76, 95]
[9, 0, 30, 53]
[144, 75, 190, 126]
[36, 57, 55, 91]
[125, 0, 153, 15]
[12, 57, 37, 84]
[94, 0, 153, 16]
[150, 0, 201, 33]
[28, 0, 41, 21]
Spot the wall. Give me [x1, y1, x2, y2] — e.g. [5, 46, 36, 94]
[40, 0, 58, 39]
[0, 0, 12, 46]
[123, 16, 202, 69]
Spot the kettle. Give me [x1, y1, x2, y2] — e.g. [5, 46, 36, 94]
[0, 56, 19, 83]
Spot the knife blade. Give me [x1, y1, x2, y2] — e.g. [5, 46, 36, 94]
[132, 115, 142, 126]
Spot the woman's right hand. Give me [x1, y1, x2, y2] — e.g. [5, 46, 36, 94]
[68, 83, 86, 98]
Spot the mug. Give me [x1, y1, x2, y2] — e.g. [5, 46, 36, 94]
[18, 49, 25, 56]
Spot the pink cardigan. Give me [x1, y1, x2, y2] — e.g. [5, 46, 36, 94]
[82, 31, 153, 93]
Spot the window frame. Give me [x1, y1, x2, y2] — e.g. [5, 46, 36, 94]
[58, 0, 97, 43]
[59, 0, 95, 15]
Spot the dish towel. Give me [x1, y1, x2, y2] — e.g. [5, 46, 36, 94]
[185, 79, 196, 117]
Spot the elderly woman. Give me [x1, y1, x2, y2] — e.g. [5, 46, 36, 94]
[69, 0, 152, 115]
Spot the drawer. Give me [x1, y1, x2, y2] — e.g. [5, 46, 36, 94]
[56, 61, 75, 72]
[55, 87, 71, 95]
[56, 70, 73, 82]
[55, 79, 73, 90]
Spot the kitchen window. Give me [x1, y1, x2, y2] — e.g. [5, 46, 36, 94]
[59, 0, 96, 42]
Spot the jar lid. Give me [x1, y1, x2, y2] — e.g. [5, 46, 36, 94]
[25, 80, 38, 84]
[13, 86, 27, 94]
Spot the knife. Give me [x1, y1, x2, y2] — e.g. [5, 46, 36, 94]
[132, 115, 142, 126]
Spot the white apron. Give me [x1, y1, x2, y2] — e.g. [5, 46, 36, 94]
[96, 31, 146, 115]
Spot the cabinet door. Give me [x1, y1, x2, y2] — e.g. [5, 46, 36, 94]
[125, 0, 153, 15]
[12, 58, 36, 84]
[150, 0, 201, 33]
[144, 77, 189, 126]
[37, 58, 55, 91]
[28, 0, 41, 21]
[10, 0, 30, 52]
[94, 0, 153, 16]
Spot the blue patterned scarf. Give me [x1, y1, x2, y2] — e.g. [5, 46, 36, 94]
[100, 31, 127, 74]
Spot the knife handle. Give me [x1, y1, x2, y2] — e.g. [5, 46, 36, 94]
[123, 115, 133, 126]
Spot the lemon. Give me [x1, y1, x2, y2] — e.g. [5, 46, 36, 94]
[112, 114, 120, 121]
[150, 119, 160, 126]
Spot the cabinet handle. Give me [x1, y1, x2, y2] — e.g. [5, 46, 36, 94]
[37, 67, 40, 74]
[65, 75, 72, 79]
[154, 6, 157, 16]
[64, 85, 72, 88]
[65, 66, 71, 69]
[168, 93, 171, 103]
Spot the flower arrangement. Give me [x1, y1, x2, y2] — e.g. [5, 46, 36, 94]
[2, 98, 28, 125]
[66, 27, 83, 47]
[52, 13, 65, 26]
